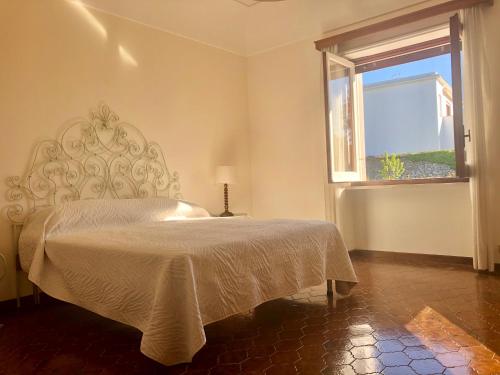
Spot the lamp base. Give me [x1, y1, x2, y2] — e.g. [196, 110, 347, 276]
[220, 211, 234, 217]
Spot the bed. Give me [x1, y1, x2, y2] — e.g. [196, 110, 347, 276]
[6, 103, 358, 366]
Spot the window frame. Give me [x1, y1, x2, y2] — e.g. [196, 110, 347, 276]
[322, 52, 366, 183]
[450, 13, 467, 178]
[322, 15, 469, 186]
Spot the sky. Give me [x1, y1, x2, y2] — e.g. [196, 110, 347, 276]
[362, 53, 452, 86]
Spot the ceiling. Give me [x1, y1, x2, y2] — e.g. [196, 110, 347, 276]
[79, 0, 447, 56]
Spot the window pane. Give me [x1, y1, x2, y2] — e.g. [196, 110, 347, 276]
[328, 61, 355, 172]
[362, 54, 456, 181]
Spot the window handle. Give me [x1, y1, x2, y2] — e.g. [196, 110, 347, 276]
[464, 129, 471, 142]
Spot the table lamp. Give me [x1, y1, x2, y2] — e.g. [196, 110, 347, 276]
[215, 166, 236, 217]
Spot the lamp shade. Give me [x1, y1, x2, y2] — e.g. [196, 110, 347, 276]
[215, 166, 236, 184]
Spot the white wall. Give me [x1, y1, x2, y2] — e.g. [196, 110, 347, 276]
[247, 40, 327, 220]
[364, 76, 441, 156]
[345, 183, 473, 257]
[0, 0, 252, 301]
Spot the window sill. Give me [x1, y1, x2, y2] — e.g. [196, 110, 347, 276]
[343, 177, 469, 189]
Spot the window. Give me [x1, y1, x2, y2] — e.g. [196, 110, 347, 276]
[322, 14, 467, 184]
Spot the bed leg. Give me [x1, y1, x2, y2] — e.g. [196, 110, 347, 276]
[327, 279, 334, 297]
[13, 226, 22, 308]
[33, 284, 40, 305]
[15, 272, 21, 308]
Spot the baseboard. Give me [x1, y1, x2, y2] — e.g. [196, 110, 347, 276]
[350, 248, 473, 265]
[350, 249, 500, 274]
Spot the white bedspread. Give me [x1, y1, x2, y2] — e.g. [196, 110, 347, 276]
[19, 198, 357, 366]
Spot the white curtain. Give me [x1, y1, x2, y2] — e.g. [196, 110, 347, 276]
[462, 7, 494, 271]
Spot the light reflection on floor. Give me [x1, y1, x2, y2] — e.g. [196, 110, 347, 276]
[405, 306, 500, 374]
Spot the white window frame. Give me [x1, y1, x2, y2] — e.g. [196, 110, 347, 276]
[322, 52, 366, 183]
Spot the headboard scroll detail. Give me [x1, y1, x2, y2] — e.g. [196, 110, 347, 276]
[6, 103, 181, 223]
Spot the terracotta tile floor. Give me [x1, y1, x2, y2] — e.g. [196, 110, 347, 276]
[1, 253, 500, 374]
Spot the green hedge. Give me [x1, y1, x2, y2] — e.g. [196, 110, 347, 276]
[398, 150, 456, 169]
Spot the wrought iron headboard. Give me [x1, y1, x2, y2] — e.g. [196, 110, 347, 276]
[5, 103, 181, 223]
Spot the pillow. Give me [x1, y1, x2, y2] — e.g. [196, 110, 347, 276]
[47, 197, 211, 235]
[18, 197, 210, 271]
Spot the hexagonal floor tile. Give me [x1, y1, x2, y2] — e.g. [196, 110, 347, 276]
[321, 364, 356, 375]
[350, 345, 380, 359]
[270, 350, 300, 364]
[350, 335, 376, 347]
[378, 351, 411, 366]
[348, 324, 374, 336]
[410, 358, 445, 375]
[265, 363, 297, 375]
[436, 352, 470, 367]
[324, 351, 355, 366]
[351, 358, 384, 374]
[404, 346, 436, 360]
[375, 340, 405, 353]
[382, 366, 418, 375]
[399, 336, 424, 347]
[443, 367, 477, 375]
